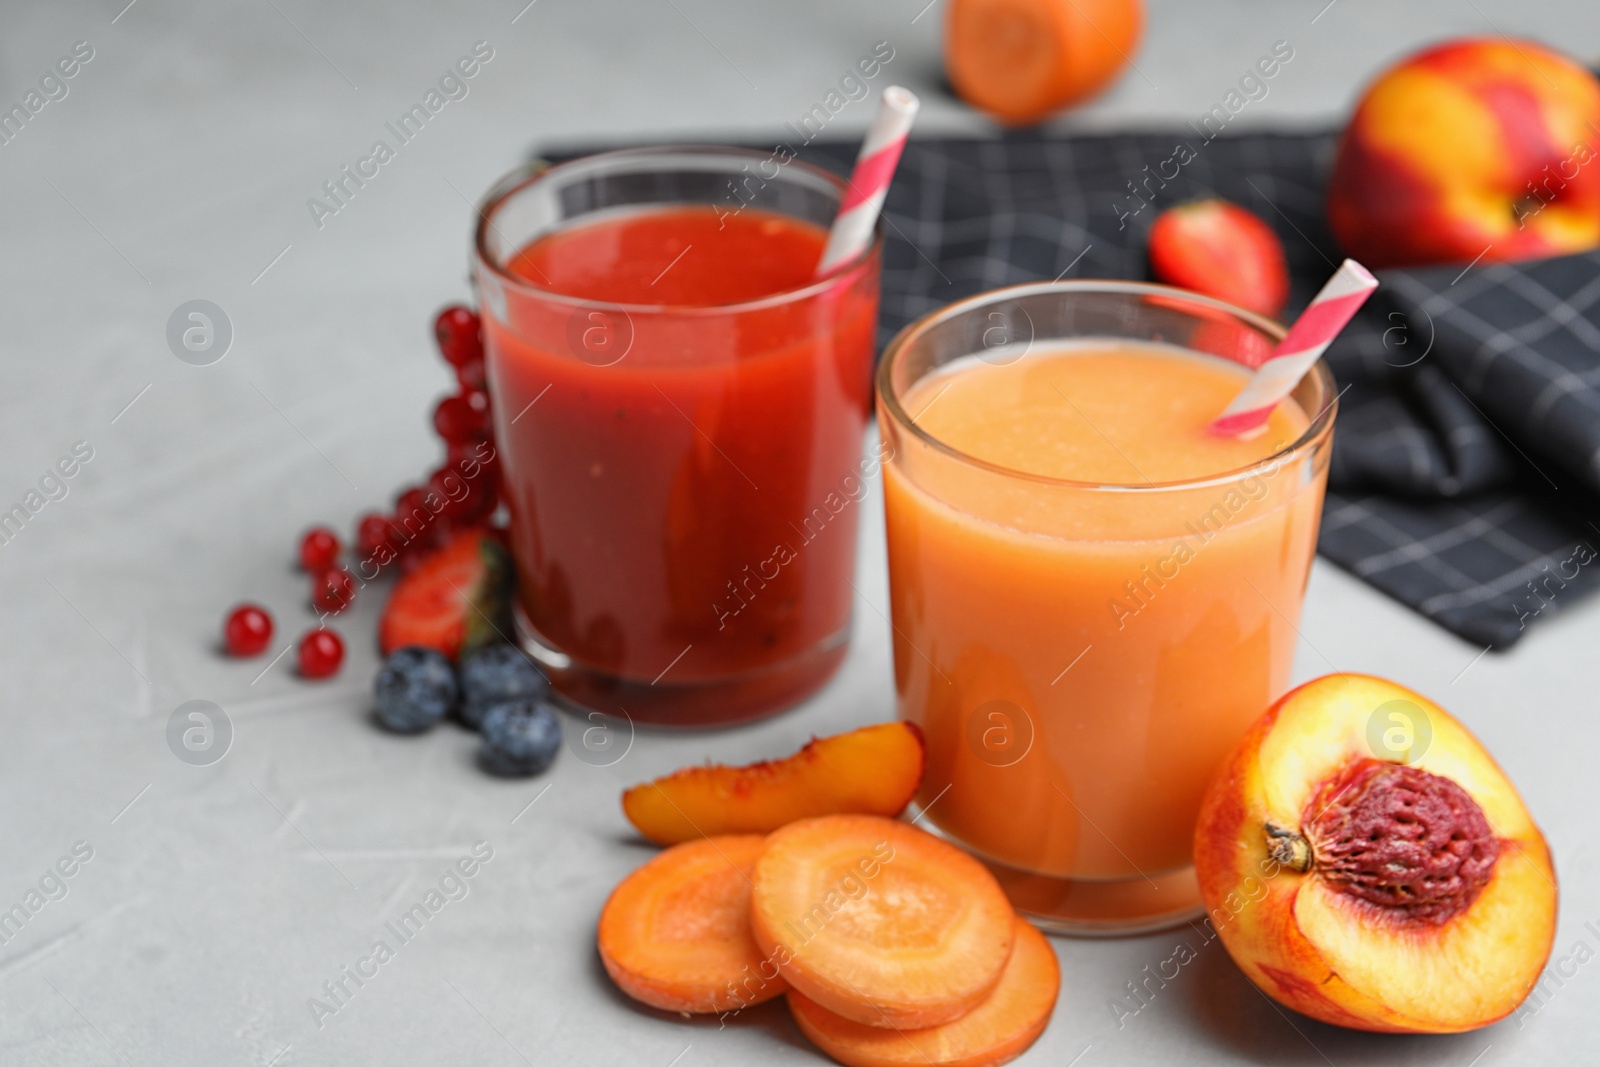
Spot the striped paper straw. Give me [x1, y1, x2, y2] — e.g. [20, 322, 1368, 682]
[1210, 258, 1378, 437]
[815, 86, 920, 276]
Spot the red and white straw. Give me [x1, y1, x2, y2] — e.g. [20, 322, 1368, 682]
[1210, 258, 1378, 437]
[815, 86, 920, 276]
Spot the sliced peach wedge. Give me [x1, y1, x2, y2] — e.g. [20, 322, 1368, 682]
[1194, 673, 1557, 1033]
[622, 723, 925, 846]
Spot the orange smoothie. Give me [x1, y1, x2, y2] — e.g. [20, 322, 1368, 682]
[881, 340, 1327, 928]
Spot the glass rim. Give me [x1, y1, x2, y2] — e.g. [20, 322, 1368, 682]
[471, 145, 884, 317]
[876, 279, 1340, 494]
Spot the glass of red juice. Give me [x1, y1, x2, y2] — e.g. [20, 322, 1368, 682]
[472, 147, 882, 726]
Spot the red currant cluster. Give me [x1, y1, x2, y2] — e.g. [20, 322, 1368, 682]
[221, 305, 503, 680]
[354, 305, 503, 577]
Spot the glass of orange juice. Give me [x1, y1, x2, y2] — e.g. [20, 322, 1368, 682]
[876, 281, 1336, 935]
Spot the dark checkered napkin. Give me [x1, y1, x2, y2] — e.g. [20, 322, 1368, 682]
[1320, 490, 1600, 647]
[1327, 253, 1600, 495]
[544, 129, 1600, 647]
[1317, 252, 1600, 647]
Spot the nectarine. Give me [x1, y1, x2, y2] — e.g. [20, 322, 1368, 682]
[1194, 674, 1556, 1033]
[1327, 37, 1600, 267]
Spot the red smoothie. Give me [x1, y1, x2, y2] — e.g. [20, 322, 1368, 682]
[481, 205, 881, 722]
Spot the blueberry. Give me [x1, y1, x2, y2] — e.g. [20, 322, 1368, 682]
[478, 700, 561, 777]
[458, 644, 550, 728]
[374, 646, 458, 733]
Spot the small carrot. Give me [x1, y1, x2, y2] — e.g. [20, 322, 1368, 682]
[598, 835, 785, 1014]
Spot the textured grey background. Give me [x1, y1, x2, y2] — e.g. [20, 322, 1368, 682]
[1, 2, 1597, 1064]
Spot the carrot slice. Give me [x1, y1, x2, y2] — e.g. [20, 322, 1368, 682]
[750, 816, 1015, 1030]
[789, 918, 1059, 1067]
[623, 722, 926, 846]
[598, 835, 786, 1014]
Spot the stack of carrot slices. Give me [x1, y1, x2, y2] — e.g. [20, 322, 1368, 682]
[598, 814, 1060, 1067]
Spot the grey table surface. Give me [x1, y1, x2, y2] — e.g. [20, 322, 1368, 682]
[2, 1, 1598, 1064]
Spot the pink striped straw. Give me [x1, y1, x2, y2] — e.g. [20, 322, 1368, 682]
[1210, 258, 1378, 437]
[816, 85, 920, 276]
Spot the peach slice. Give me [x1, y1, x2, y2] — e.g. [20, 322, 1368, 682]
[622, 723, 925, 846]
[1194, 673, 1557, 1033]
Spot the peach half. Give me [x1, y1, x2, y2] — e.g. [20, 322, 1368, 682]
[1194, 674, 1556, 1033]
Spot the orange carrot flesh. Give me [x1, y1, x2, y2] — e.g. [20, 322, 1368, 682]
[598, 835, 786, 1014]
[622, 723, 926, 846]
[749, 816, 1015, 1030]
[946, 0, 1070, 125]
[946, 0, 1144, 126]
[789, 918, 1060, 1067]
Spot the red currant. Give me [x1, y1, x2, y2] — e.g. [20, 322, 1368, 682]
[433, 393, 489, 443]
[298, 526, 341, 571]
[428, 466, 469, 520]
[312, 567, 356, 615]
[456, 356, 488, 392]
[297, 629, 345, 679]
[394, 486, 435, 533]
[434, 305, 483, 368]
[223, 603, 274, 656]
[355, 512, 397, 561]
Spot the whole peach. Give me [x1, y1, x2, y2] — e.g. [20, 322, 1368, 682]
[1326, 38, 1600, 267]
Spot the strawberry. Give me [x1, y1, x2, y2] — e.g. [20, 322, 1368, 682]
[1147, 199, 1290, 317]
[378, 528, 513, 661]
